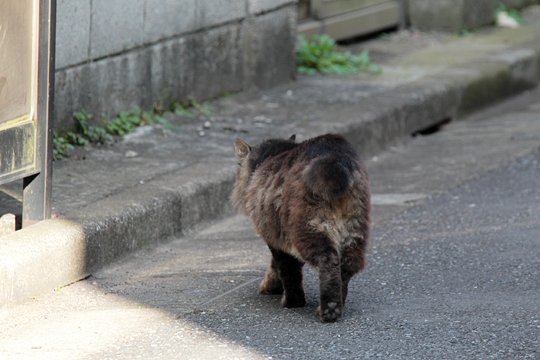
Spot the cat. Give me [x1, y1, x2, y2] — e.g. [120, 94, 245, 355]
[232, 133, 370, 322]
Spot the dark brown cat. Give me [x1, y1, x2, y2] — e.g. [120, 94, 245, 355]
[232, 133, 370, 322]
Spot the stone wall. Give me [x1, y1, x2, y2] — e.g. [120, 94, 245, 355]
[54, 0, 297, 129]
[408, 0, 539, 32]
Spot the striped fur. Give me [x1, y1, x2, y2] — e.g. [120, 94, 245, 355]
[232, 134, 370, 322]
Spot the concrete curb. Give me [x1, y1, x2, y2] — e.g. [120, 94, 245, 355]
[0, 167, 236, 305]
[2, 26, 540, 306]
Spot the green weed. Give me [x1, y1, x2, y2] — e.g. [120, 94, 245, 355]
[73, 111, 112, 144]
[105, 109, 145, 136]
[496, 3, 524, 25]
[296, 34, 382, 75]
[171, 99, 212, 117]
[52, 100, 198, 159]
[52, 132, 74, 160]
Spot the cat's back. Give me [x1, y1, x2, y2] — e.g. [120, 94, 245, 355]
[256, 134, 358, 175]
[283, 135, 370, 247]
[248, 134, 368, 204]
[301, 133, 358, 161]
[242, 133, 369, 252]
[286, 134, 366, 197]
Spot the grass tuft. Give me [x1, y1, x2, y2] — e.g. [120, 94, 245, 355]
[296, 34, 382, 75]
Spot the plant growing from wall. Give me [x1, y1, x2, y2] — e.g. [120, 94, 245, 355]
[73, 111, 112, 144]
[52, 133, 74, 160]
[52, 101, 199, 159]
[170, 99, 212, 117]
[296, 34, 382, 75]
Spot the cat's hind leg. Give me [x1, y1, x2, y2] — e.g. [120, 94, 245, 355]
[270, 248, 306, 308]
[259, 257, 284, 295]
[340, 239, 367, 304]
[299, 233, 343, 322]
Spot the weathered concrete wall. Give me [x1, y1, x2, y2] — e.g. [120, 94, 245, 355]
[54, 0, 297, 129]
[408, 0, 539, 32]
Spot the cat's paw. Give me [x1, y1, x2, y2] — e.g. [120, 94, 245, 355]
[258, 279, 284, 295]
[316, 302, 342, 322]
[281, 293, 306, 308]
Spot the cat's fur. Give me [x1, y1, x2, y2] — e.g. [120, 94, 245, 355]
[232, 133, 370, 322]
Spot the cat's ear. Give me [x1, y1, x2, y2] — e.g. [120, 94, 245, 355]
[289, 134, 296, 142]
[234, 138, 252, 160]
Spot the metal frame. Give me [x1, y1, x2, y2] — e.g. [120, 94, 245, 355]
[22, 0, 55, 227]
[0, 0, 55, 227]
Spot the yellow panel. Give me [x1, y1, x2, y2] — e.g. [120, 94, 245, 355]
[0, 0, 35, 125]
[0, 0, 38, 185]
[0, 117, 37, 185]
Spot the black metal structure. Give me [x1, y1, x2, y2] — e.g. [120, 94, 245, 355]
[0, 0, 55, 227]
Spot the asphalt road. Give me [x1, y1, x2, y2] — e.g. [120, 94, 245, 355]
[175, 148, 540, 360]
[1, 90, 539, 359]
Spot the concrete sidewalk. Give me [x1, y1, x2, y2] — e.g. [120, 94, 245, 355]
[1, 6, 540, 306]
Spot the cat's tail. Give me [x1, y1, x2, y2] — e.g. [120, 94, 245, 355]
[303, 155, 354, 201]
